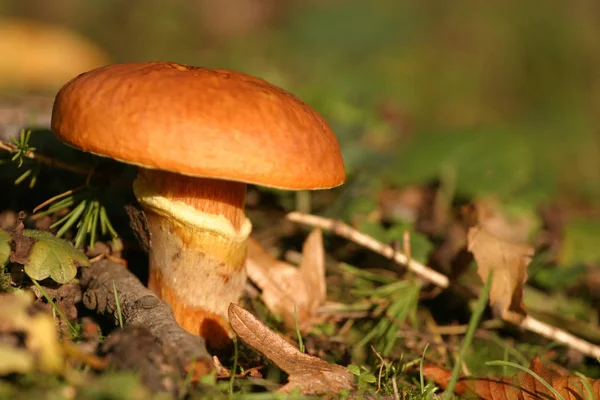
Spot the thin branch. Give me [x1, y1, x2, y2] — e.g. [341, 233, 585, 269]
[33, 186, 84, 213]
[286, 211, 600, 360]
[0, 139, 92, 175]
[287, 212, 450, 288]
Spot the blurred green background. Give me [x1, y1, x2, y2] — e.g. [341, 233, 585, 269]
[1, 0, 600, 260]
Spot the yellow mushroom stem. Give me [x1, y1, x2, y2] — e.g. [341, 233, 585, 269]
[133, 169, 251, 349]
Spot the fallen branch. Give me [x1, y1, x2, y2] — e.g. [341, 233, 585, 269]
[286, 211, 600, 360]
[80, 260, 213, 394]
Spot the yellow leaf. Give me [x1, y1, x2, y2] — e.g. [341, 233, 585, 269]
[0, 291, 64, 375]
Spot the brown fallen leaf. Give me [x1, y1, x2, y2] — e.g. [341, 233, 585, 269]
[474, 197, 538, 244]
[467, 223, 533, 325]
[422, 357, 600, 399]
[246, 229, 325, 332]
[228, 303, 354, 395]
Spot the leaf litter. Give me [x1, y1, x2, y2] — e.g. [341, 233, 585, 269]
[423, 357, 600, 399]
[2, 144, 600, 397]
[228, 302, 355, 395]
[0, 291, 64, 375]
[246, 228, 326, 332]
[465, 202, 534, 325]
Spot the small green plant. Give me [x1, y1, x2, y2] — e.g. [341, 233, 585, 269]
[34, 187, 119, 249]
[2, 130, 41, 188]
[8, 129, 35, 168]
[20, 229, 91, 284]
[293, 304, 305, 353]
[0, 229, 10, 266]
[347, 364, 377, 392]
[345, 263, 421, 356]
[113, 280, 124, 329]
[441, 271, 493, 400]
[1, 130, 121, 249]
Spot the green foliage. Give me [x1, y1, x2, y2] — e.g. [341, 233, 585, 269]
[8, 129, 35, 168]
[441, 271, 492, 400]
[560, 218, 600, 266]
[343, 264, 421, 356]
[1, 130, 120, 249]
[358, 220, 433, 264]
[0, 229, 10, 266]
[75, 372, 157, 400]
[2, 130, 42, 188]
[22, 229, 90, 284]
[348, 364, 377, 392]
[35, 187, 119, 249]
[532, 264, 587, 290]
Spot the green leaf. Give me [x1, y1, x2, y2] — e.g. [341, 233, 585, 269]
[22, 230, 90, 284]
[347, 364, 361, 376]
[560, 218, 600, 266]
[0, 230, 10, 266]
[361, 373, 377, 384]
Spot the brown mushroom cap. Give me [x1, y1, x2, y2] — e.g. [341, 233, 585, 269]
[0, 18, 108, 91]
[51, 62, 345, 190]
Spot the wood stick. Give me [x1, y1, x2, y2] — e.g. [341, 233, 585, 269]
[286, 211, 600, 360]
[80, 260, 213, 393]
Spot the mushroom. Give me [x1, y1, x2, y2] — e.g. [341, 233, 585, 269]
[50, 62, 345, 348]
[0, 18, 108, 91]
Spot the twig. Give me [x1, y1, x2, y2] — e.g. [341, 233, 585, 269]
[80, 259, 213, 394]
[391, 377, 400, 400]
[286, 211, 600, 360]
[33, 186, 84, 213]
[371, 345, 385, 393]
[521, 316, 600, 359]
[0, 139, 92, 175]
[427, 319, 504, 336]
[287, 212, 449, 287]
[1, 139, 131, 189]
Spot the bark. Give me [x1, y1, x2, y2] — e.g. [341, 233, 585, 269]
[80, 259, 213, 395]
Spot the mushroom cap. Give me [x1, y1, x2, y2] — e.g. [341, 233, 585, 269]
[51, 62, 345, 190]
[0, 18, 108, 91]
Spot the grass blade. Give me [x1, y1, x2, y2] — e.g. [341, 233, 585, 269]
[486, 360, 566, 400]
[441, 270, 493, 400]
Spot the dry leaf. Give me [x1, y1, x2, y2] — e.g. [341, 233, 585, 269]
[467, 224, 533, 324]
[0, 291, 64, 375]
[475, 197, 538, 243]
[423, 357, 600, 399]
[246, 229, 325, 332]
[228, 303, 354, 395]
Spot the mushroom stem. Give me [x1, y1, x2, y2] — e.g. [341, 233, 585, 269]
[133, 169, 251, 349]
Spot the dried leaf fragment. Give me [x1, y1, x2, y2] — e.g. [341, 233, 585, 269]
[422, 357, 600, 399]
[228, 303, 354, 395]
[246, 229, 325, 332]
[474, 197, 538, 244]
[0, 291, 64, 375]
[467, 224, 533, 324]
